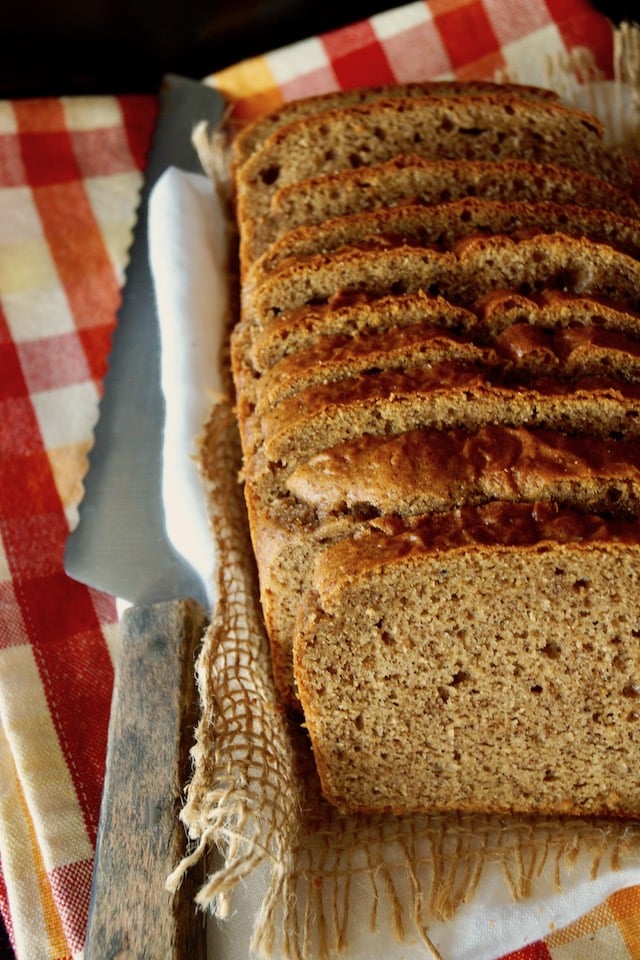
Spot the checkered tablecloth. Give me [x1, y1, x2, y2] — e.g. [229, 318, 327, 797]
[2, 1, 640, 958]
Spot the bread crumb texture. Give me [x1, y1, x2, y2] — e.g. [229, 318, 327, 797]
[296, 514, 640, 816]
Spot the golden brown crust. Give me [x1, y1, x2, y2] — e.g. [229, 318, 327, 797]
[287, 425, 640, 520]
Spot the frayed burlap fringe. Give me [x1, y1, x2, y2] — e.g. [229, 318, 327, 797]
[167, 401, 640, 960]
[168, 28, 640, 958]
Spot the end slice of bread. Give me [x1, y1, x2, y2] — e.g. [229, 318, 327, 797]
[294, 503, 640, 815]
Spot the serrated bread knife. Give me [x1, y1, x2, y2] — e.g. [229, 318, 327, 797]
[65, 74, 225, 959]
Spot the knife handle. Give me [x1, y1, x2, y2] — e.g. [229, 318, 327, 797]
[86, 598, 208, 960]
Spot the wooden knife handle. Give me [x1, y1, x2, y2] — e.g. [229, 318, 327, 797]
[85, 598, 208, 960]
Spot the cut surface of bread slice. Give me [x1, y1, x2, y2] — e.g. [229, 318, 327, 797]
[231, 81, 561, 171]
[294, 501, 640, 815]
[266, 157, 640, 239]
[245, 235, 640, 328]
[251, 199, 640, 280]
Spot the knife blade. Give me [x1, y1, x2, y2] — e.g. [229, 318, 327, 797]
[65, 73, 224, 609]
[63, 74, 225, 958]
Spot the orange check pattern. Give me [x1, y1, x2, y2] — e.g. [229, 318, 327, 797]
[1, 2, 639, 958]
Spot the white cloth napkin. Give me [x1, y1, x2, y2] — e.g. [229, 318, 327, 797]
[147, 166, 640, 960]
[148, 167, 228, 609]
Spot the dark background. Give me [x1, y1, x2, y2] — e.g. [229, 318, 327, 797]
[1, 0, 418, 98]
[0, 0, 637, 957]
[0, 0, 636, 99]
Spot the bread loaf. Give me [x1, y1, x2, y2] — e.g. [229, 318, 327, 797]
[228, 80, 640, 815]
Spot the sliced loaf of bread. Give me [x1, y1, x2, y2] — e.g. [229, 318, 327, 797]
[227, 79, 640, 813]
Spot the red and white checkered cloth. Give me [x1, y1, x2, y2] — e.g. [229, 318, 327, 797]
[2, 2, 640, 958]
[0, 94, 156, 958]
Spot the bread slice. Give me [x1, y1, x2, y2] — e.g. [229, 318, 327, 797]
[264, 157, 640, 244]
[248, 320, 640, 423]
[249, 323, 497, 419]
[294, 503, 640, 816]
[236, 300, 640, 437]
[254, 361, 640, 468]
[244, 234, 640, 332]
[231, 81, 561, 171]
[243, 159, 640, 264]
[250, 199, 640, 280]
[248, 292, 478, 373]
[247, 291, 640, 375]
